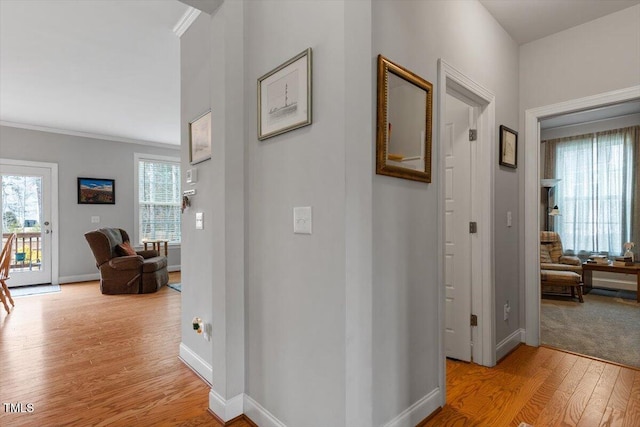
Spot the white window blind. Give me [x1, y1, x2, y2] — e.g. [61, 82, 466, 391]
[137, 157, 181, 244]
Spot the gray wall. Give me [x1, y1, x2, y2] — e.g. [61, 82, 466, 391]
[179, 0, 522, 425]
[244, 1, 348, 425]
[372, 1, 519, 424]
[0, 125, 181, 282]
[180, 12, 214, 374]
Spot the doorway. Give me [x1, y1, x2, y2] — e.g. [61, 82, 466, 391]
[523, 86, 640, 346]
[0, 159, 58, 286]
[438, 58, 496, 382]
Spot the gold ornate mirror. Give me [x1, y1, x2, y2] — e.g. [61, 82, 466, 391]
[376, 54, 433, 183]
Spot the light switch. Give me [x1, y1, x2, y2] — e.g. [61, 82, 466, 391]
[293, 207, 312, 234]
[91, 216, 100, 224]
[195, 212, 204, 230]
[507, 211, 512, 227]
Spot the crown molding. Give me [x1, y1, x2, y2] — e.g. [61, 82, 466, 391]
[173, 7, 201, 38]
[0, 120, 179, 150]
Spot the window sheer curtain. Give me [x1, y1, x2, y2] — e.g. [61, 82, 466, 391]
[544, 126, 639, 257]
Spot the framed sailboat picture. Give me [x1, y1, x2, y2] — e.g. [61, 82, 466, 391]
[258, 48, 312, 140]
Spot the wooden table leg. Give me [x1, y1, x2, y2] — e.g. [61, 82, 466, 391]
[582, 269, 593, 291]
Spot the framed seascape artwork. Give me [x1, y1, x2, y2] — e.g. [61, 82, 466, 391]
[189, 110, 212, 164]
[499, 125, 518, 169]
[258, 48, 312, 140]
[78, 177, 115, 204]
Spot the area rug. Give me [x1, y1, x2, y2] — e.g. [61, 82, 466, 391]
[10, 284, 61, 297]
[541, 293, 640, 368]
[167, 283, 181, 292]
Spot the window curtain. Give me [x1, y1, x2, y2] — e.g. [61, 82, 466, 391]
[544, 126, 639, 257]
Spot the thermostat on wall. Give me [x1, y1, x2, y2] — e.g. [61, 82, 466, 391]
[186, 168, 197, 184]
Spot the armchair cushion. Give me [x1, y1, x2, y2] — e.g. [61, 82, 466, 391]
[540, 245, 553, 263]
[116, 241, 137, 256]
[559, 255, 582, 266]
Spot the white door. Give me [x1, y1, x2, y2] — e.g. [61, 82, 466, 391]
[0, 161, 56, 286]
[444, 93, 475, 362]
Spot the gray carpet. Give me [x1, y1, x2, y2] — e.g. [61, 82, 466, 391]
[541, 293, 640, 368]
[167, 283, 181, 292]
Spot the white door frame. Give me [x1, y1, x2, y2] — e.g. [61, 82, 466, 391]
[438, 59, 496, 402]
[523, 85, 640, 346]
[0, 158, 59, 285]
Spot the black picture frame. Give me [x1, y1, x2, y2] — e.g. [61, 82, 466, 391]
[77, 177, 115, 204]
[499, 125, 518, 169]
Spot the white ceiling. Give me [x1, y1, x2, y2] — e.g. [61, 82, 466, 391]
[1, 0, 639, 146]
[0, 0, 189, 146]
[479, 0, 640, 45]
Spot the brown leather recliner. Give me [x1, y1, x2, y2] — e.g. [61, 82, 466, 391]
[84, 228, 168, 294]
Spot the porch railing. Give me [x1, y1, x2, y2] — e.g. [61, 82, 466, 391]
[2, 232, 43, 271]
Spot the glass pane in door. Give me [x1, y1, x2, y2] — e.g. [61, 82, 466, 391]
[1, 174, 43, 275]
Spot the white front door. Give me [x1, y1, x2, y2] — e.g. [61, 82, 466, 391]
[1, 160, 57, 286]
[444, 93, 475, 362]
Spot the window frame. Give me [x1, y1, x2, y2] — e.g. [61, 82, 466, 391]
[133, 153, 181, 248]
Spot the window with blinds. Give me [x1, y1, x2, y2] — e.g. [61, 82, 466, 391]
[136, 156, 181, 244]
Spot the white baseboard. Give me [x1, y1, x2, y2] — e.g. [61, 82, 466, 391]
[179, 343, 213, 384]
[59, 273, 100, 284]
[168, 264, 181, 272]
[209, 389, 243, 422]
[592, 276, 635, 292]
[496, 328, 525, 361]
[244, 394, 286, 427]
[383, 387, 442, 427]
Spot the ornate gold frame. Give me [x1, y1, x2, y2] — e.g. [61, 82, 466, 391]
[376, 55, 433, 183]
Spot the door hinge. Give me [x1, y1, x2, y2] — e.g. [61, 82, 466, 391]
[469, 222, 477, 233]
[469, 129, 477, 141]
[470, 314, 478, 326]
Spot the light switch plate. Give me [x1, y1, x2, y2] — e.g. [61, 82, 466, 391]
[293, 207, 312, 234]
[195, 212, 204, 230]
[507, 211, 512, 227]
[91, 216, 100, 224]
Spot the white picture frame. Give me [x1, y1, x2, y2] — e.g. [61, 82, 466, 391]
[258, 48, 312, 140]
[189, 110, 212, 164]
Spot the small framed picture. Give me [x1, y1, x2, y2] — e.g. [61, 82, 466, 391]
[189, 110, 212, 164]
[78, 177, 115, 204]
[258, 48, 312, 140]
[499, 125, 517, 169]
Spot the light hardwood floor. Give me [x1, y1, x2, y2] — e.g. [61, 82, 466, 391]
[2, 275, 638, 426]
[424, 346, 640, 427]
[0, 273, 250, 427]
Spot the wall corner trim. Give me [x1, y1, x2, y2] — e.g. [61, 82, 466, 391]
[179, 343, 213, 384]
[209, 390, 243, 423]
[496, 328, 525, 361]
[383, 387, 442, 427]
[173, 7, 201, 38]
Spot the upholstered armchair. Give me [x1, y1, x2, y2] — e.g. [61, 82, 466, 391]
[540, 231, 584, 302]
[540, 231, 582, 274]
[85, 228, 168, 294]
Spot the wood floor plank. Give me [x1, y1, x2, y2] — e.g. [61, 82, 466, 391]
[621, 371, 640, 427]
[577, 362, 621, 427]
